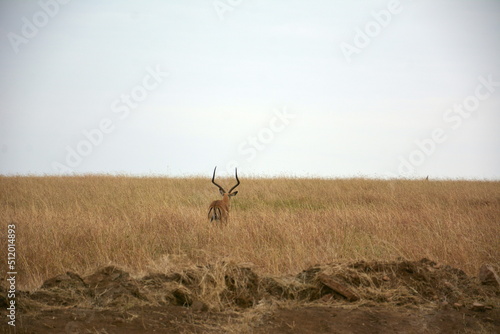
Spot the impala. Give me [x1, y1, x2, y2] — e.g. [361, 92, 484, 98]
[208, 167, 240, 224]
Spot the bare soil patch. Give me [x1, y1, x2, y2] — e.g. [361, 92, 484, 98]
[2, 259, 499, 333]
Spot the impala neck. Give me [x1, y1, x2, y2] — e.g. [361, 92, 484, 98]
[222, 193, 230, 206]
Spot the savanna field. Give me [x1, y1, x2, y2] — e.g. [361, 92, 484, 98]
[1, 176, 499, 290]
[1, 176, 500, 333]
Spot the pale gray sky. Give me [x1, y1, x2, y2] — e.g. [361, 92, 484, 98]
[1, 0, 499, 179]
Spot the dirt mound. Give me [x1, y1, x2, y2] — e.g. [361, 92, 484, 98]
[6, 259, 500, 333]
[20, 259, 499, 311]
[296, 258, 498, 306]
[25, 266, 148, 310]
[20, 259, 500, 310]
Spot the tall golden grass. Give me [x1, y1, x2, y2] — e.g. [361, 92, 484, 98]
[1, 176, 499, 290]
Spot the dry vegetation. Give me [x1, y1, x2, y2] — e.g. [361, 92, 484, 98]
[0, 175, 499, 292]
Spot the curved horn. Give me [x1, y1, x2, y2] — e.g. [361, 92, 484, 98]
[211, 166, 226, 192]
[228, 168, 240, 193]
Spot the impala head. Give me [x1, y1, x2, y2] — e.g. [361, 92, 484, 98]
[212, 166, 240, 199]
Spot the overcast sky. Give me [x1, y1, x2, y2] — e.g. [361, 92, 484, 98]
[1, 0, 499, 179]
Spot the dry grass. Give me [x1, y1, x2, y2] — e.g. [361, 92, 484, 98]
[0, 175, 499, 291]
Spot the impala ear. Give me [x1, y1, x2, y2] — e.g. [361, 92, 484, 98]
[219, 188, 225, 196]
[229, 191, 238, 197]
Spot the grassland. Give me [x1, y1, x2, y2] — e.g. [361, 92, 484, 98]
[1, 175, 499, 291]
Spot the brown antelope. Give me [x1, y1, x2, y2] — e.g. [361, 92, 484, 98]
[208, 167, 240, 224]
